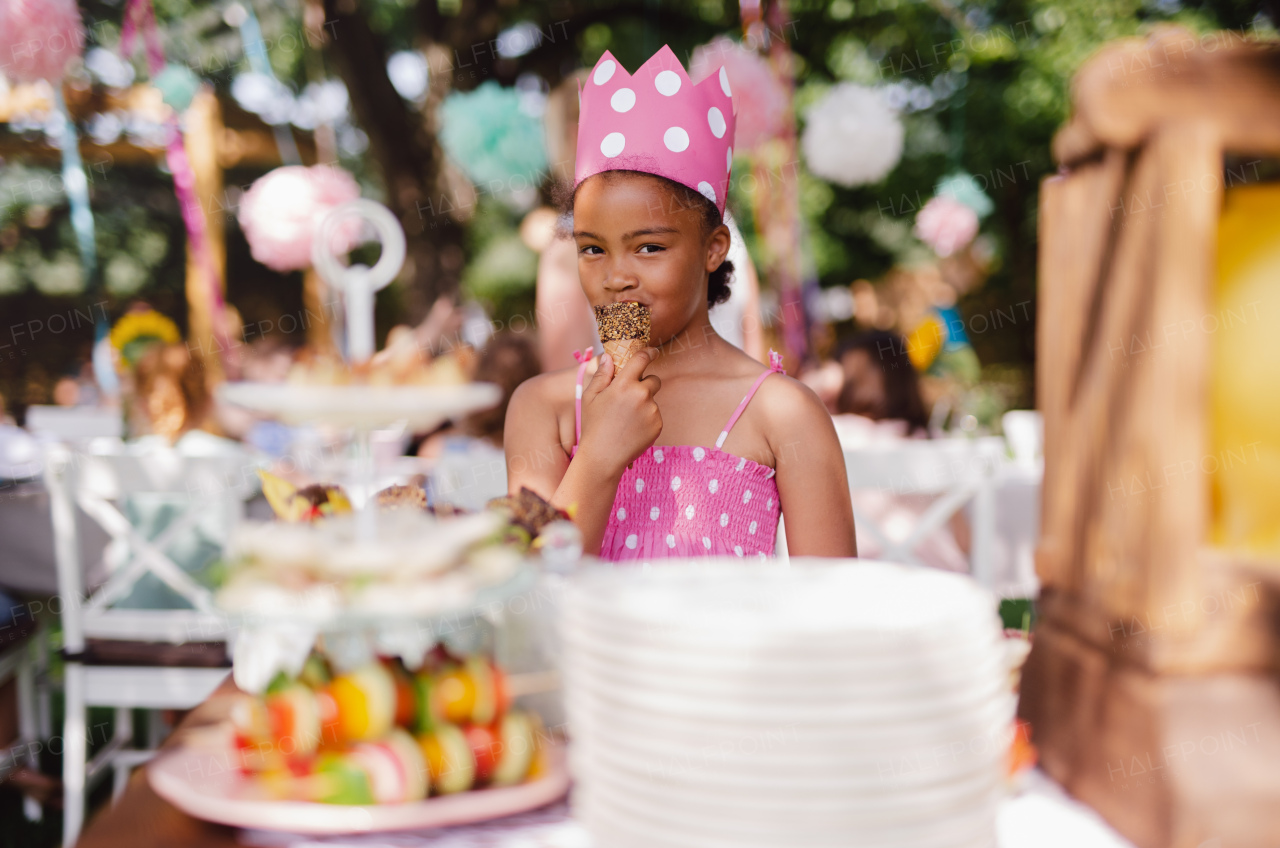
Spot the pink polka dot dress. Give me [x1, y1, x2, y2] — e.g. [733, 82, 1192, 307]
[571, 352, 784, 562]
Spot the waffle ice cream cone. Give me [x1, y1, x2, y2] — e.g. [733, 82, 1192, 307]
[594, 302, 651, 372]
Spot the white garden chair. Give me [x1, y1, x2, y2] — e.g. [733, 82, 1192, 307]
[43, 440, 254, 846]
[842, 437, 1005, 587]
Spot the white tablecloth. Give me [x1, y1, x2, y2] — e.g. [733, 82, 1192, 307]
[239, 770, 1137, 848]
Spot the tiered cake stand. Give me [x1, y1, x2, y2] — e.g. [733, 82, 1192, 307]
[150, 200, 570, 832]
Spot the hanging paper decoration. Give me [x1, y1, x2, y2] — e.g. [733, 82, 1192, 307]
[935, 171, 994, 220]
[914, 195, 979, 258]
[689, 37, 789, 149]
[0, 0, 85, 83]
[153, 63, 202, 112]
[440, 81, 548, 193]
[801, 83, 903, 187]
[238, 165, 361, 272]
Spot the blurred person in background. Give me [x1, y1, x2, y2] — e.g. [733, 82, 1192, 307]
[833, 331, 970, 573]
[418, 332, 542, 511]
[833, 331, 930, 442]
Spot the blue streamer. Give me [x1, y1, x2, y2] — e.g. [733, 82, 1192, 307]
[53, 87, 118, 398]
[237, 3, 301, 165]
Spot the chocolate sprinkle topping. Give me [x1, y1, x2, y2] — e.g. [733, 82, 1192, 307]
[594, 302, 651, 343]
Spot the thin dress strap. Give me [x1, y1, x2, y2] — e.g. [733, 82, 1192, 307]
[571, 349, 593, 456]
[715, 350, 786, 450]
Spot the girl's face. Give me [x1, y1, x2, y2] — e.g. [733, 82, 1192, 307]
[573, 173, 730, 346]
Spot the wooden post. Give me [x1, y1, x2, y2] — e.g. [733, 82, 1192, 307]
[182, 87, 226, 385]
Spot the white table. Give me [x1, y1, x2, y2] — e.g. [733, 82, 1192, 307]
[239, 770, 1138, 848]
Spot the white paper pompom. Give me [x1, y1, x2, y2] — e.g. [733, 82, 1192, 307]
[801, 83, 904, 187]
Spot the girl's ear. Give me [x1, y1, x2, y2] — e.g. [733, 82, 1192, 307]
[706, 223, 732, 273]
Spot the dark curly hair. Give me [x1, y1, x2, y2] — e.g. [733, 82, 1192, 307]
[560, 171, 735, 307]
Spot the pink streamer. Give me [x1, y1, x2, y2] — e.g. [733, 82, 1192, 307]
[121, 0, 233, 373]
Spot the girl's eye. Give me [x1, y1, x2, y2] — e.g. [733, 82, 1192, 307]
[580, 245, 603, 256]
[638, 244, 665, 254]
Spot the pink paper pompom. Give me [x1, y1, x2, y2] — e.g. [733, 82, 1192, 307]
[238, 165, 361, 272]
[0, 0, 86, 82]
[690, 37, 789, 149]
[914, 195, 979, 258]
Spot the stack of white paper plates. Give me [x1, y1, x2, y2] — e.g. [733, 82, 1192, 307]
[561, 559, 1014, 848]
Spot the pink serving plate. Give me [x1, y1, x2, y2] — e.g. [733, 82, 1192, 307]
[148, 726, 571, 834]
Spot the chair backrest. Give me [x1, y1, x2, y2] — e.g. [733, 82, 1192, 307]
[842, 437, 1005, 585]
[25, 406, 123, 441]
[43, 442, 257, 654]
[842, 437, 1005, 496]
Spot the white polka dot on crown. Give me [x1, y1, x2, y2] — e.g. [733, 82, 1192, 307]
[671, 476, 681, 492]
[617, 508, 626, 521]
[666, 534, 676, 548]
[693, 447, 705, 461]
[702, 537, 711, 549]
[749, 520, 757, 535]
[610, 87, 636, 113]
[654, 70, 681, 96]
[663, 127, 689, 152]
[707, 107, 727, 139]
[654, 448, 664, 463]
[685, 504, 695, 520]
[635, 478, 645, 493]
[719, 67, 732, 97]
[697, 182, 716, 204]
[600, 132, 625, 158]
[625, 534, 637, 550]
[708, 479, 719, 494]
[720, 513, 728, 527]
[650, 507, 660, 520]
[594, 59, 617, 85]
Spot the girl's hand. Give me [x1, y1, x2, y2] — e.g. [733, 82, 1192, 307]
[577, 349, 662, 476]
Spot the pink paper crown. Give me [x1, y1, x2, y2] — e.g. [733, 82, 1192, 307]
[575, 45, 736, 215]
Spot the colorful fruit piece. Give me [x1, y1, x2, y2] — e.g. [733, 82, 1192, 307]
[464, 724, 500, 786]
[412, 672, 441, 734]
[326, 663, 396, 743]
[466, 656, 498, 726]
[387, 662, 418, 730]
[490, 710, 539, 788]
[309, 753, 375, 805]
[348, 729, 429, 803]
[266, 682, 322, 757]
[432, 665, 476, 726]
[417, 723, 476, 794]
[299, 653, 332, 690]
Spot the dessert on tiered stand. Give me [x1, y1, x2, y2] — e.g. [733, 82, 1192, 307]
[148, 201, 575, 833]
[562, 559, 1015, 848]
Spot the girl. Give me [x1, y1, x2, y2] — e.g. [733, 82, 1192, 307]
[505, 46, 855, 560]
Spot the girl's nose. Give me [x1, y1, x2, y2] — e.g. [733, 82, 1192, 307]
[602, 268, 639, 294]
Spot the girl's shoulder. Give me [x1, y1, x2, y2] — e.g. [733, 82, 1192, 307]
[751, 365, 836, 434]
[508, 362, 585, 415]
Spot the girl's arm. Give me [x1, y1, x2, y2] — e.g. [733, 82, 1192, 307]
[765, 379, 858, 557]
[505, 351, 662, 555]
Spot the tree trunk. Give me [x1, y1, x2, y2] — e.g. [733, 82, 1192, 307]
[322, 0, 472, 321]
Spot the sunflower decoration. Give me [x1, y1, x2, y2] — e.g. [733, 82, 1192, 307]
[109, 308, 182, 368]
